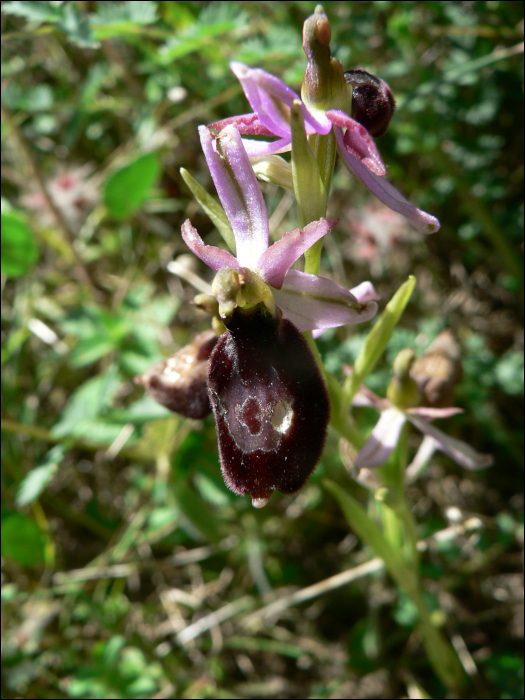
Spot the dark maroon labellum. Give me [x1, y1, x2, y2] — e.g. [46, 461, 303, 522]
[135, 329, 218, 419]
[344, 69, 396, 137]
[207, 305, 330, 506]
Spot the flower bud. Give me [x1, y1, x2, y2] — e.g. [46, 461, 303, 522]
[211, 267, 276, 321]
[212, 267, 244, 319]
[343, 69, 396, 137]
[250, 155, 294, 191]
[207, 304, 330, 507]
[192, 293, 219, 317]
[302, 6, 351, 117]
[135, 329, 218, 419]
[410, 330, 462, 408]
[387, 348, 420, 409]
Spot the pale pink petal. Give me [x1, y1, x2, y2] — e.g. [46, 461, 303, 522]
[208, 114, 293, 157]
[355, 407, 407, 468]
[199, 125, 268, 268]
[209, 113, 276, 136]
[326, 110, 386, 176]
[241, 136, 292, 157]
[181, 220, 240, 272]
[352, 384, 390, 410]
[349, 281, 380, 304]
[256, 218, 337, 289]
[332, 127, 440, 234]
[230, 61, 331, 137]
[230, 61, 299, 137]
[273, 269, 378, 331]
[406, 406, 465, 420]
[406, 413, 493, 470]
[405, 435, 438, 483]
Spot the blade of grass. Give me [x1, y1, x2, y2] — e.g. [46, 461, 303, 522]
[342, 276, 416, 411]
[180, 167, 235, 252]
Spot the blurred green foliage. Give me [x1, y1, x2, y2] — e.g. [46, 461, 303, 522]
[1, 2, 523, 698]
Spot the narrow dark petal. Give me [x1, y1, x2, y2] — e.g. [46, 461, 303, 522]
[332, 126, 440, 233]
[406, 413, 494, 470]
[207, 306, 330, 503]
[344, 69, 396, 137]
[135, 330, 218, 419]
[326, 110, 386, 176]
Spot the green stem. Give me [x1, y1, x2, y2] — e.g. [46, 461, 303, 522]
[304, 238, 324, 275]
[378, 429, 463, 687]
[410, 585, 467, 691]
[1, 418, 151, 462]
[309, 131, 337, 200]
[303, 131, 337, 276]
[395, 426, 421, 566]
[292, 107, 463, 687]
[328, 393, 364, 449]
[378, 424, 420, 565]
[304, 333, 364, 449]
[325, 480, 467, 691]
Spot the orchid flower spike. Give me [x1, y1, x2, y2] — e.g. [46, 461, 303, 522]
[179, 123, 379, 507]
[182, 123, 379, 332]
[209, 8, 439, 235]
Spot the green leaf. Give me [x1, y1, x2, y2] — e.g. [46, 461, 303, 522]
[75, 420, 131, 445]
[171, 482, 223, 542]
[107, 396, 171, 424]
[146, 506, 181, 535]
[135, 296, 180, 325]
[16, 444, 66, 506]
[52, 366, 121, 438]
[2, 325, 30, 364]
[2, 83, 54, 112]
[56, 3, 99, 48]
[3, 1, 98, 47]
[70, 335, 116, 367]
[1, 212, 39, 278]
[180, 168, 235, 252]
[120, 350, 160, 376]
[2, 1, 62, 24]
[102, 635, 126, 667]
[483, 653, 524, 699]
[323, 479, 415, 591]
[59, 307, 100, 339]
[392, 589, 419, 627]
[97, 309, 133, 341]
[344, 276, 416, 405]
[92, 0, 158, 36]
[159, 3, 245, 62]
[104, 152, 161, 220]
[193, 472, 230, 507]
[495, 350, 524, 395]
[1, 512, 45, 566]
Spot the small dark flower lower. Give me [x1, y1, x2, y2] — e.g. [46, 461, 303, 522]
[344, 69, 396, 137]
[135, 329, 218, 419]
